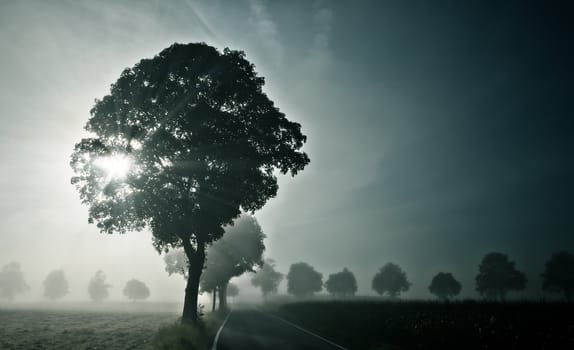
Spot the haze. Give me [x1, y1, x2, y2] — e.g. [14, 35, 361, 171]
[0, 0, 571, 305]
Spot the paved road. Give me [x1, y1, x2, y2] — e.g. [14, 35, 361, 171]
[214, 310, 348, 350]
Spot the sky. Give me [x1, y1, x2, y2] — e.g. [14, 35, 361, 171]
[0, 0, 572, 302]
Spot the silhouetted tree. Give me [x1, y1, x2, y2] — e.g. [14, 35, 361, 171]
[70, 42, 309, 325]
[475, 252, 527, 301]
[428, 272, 461, 301]
[251, 259, 283, 298]
[88, 270, 111, 302]
[123, 279, 150, 301]
[541, 251, 574, 301]
[372, 263, 411, 298]
[0, 262, 29, 300]
[43, 270, 69, 300]
[227, 282, 239, 298]
[325, 268, 357, 297]
[200, 215, 265, 310]
[164, 249, 188, 280]
[287, 262, 323, 298]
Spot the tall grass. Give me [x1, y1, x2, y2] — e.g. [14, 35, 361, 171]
[146, 311, 227, 350]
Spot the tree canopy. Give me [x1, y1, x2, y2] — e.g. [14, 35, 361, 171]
[541, 251, 574, 301]
[372, 263, 411, 298]
[123, 279, 151, 301]
[200, 214, 265, 309]
[325, 268, 357, 297]
[251, 259, 284, 297]
[428, 272, 461, 300]
[287, 262, 323, 298]
[226, 282, 239, 298]
[475, 252, 526, 301]
[0, 262, 29, 300]
[69, 42, 309, 323]
[88, 270, 111, 302]
[43, 270, 69, 300]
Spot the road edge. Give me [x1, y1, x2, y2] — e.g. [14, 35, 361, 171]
[210, 310, 232, 350]
[260, 310, 349, 350]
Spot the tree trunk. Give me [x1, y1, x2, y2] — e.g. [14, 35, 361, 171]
[218, 281, 228, 310]
[181, 240, 206, 325]
[212, 287, 217, 312]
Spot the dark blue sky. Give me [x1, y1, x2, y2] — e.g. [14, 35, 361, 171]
[0, 0, 571, 300]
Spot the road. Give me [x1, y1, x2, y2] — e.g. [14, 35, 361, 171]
[213, 310, 348, 350]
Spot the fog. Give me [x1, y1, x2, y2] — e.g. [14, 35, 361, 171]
[1, 0, 571, 307]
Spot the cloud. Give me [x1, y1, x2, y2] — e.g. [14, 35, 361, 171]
[248, 0, 284, 68]
[311, 0, 334, 56]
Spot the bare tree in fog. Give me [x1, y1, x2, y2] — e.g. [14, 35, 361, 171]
[200, 215, 265, 310]
[88, 270, 111, 302]
[164, 249, 188, 280]
[70, 42, 309, 325]
[43, 269, 69, 300]
[251, 259, 283, 298]
[541, 251, 574, 301]
[372, 262, 411, 299]
[123, 279, 150, 302]
[287, 262, 323, 298]
[475, 252, 527, 301]
[0, 262, 29, 300]
[325, 267, 357, 297]
[428, 272, 461, 301]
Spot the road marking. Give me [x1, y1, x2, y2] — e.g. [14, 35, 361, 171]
[261, 311, 349, 350]
[211, 310, 232, 350]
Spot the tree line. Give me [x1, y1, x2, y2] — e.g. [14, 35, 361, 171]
[0, 266, 150, 302]
[251, 251, 573, 302]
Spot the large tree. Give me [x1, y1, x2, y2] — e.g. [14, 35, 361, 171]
[325, 268, 357, 297]
[251, 259, 283, 298]
[0, 262, 29, 300]
[43, 269, 69, 300]
[475, 252, 527, 301]
[287, 262, 323, 298]
[372, 263, 411, 298]
[70, 43, 309, 324]
[541, 251, 574, 301]
[428, 272, 462, 301]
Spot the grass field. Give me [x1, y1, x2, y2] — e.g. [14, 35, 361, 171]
[273, 300, 574, 350]
[0, 303, 180, 350]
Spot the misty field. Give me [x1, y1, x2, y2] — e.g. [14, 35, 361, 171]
[0, 303, 179, 350]
[274, 300, 574, 350]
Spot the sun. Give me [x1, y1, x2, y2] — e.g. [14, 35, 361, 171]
[94, 155, 132, 181]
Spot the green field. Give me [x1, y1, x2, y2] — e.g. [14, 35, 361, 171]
[273, 300, 574, 350]
[0, 303, 179, 350]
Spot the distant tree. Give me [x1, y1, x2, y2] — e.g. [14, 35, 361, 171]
[251, 259, 284, 298]
[0, 262, 29, 300]
[123, 279, 150, 301]
[69, 42, 309, 325]
[164, 249, 189, 280]
[372, 263, 411, 298]
[88, 270, 111, 302]
[475, 252, 527, 301]
[325, 268, 357, 297]
[541, 251, 574, 301]
[287, 262, 323, 298]
[428, 272, 461, 301]
[227, 282, 239, 298]
[43, 270, 69, 300]
[200, 215, 265, 310]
